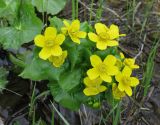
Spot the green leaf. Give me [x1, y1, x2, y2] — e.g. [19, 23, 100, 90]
[49, 81, 85, 110]
[58, 69, 81, 92]
[49, 16, 64, 32]
[20, 48, 66, 81]
[94, 47, 118, 60]
[32, 0, 67, 15]
[0, 67, 8, 92]
[0, 0, 20, 24]
[0, 0, 43, 50]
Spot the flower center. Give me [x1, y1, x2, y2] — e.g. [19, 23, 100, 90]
[97, 64, 107, 73]
[122, 76, 131, 85]
[45, 40, 54, 47]
[99, 32, 110, 40]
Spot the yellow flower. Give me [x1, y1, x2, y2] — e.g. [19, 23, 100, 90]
[120, 52, 125, 59]
[88, 23, 125, 50]
[115, 59, 123, 70]
[115, 52, 125, 69]
[48, 50, 67, 67]
[61, 19, 87, 44]
[87, 55, 119, 83]
[124, 58, 139, 69]
[112, 83, 125, 100]
[115, 66, 139, 96]
[34, 27, 65, 60]
[83, 77, 107, 96]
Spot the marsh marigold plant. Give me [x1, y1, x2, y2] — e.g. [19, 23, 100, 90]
[33, 17, 140, 109]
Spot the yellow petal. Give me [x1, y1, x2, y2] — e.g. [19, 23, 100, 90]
[87, 68, 99, 80]
[34, 35, 45, 47]
[90, 55, 102, 67]
[130, 77, 139, 86]
[83, 87, 99, 96]
[88, 32, 98, 42]
[70, 36, 80, 44]
[96, 41, 107, 50]
[70, 20, 80, 31]
[112, 83, 125, 100]
[107, 24, 119, 39]
[63, 50, 68, 58]
[39, 47, 52, 60]
[120, 52, 125, 59]
[100, 73, 112, 82]
[119, 34, 126, 37]
[76, 31, 86, 38]
[122, 66, 132, 76]
[132, 65, 139, 69]
[84, 77, 92, 87]
[98, 85, 107, 92]
[124, 58, 135, 66]
[49, 50, 67, 67]
[44, 27, 57, 38]
[106, 40, 118, 46]
[61, 27, 68, 35]
[95, 23, 109, 34]
[118, 82, 125, 91]
[124, 86, 132, 96]
[115, 73, 122, 82]
[115, 59, 123, 69]
[104, 55, 117, 66]
[106, 66, 119, 76]
[55, 34, 65, 45]
[83, 77, 102, 87]
[51, 45, 62, 56]
[63, 20, 70, 27]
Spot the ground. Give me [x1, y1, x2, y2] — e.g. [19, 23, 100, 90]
[0, 0, 160, 125]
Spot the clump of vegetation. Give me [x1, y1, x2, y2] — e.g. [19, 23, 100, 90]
[0, 0, 159, 124]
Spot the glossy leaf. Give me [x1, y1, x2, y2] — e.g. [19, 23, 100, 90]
[0, 0, 43, 50]
[32, 0, 67, 15]
[49, 81, 86, 110]
[58, 69, 81, 92]
[20, 48, 66, 81]
[49, 16, 64, 32]
[0, 0, 20, 24]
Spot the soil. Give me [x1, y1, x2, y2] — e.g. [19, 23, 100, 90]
[0, 0, 160, 125]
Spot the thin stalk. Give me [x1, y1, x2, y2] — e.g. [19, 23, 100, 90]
[96, 0, 104, 22]
[112, 99, 115, 123]
[140, 0, 154, 37]
[51, 110, 54, 125]
[72, 0, 76, 20]
[89, 0, 94, 22]
[29, 82, 36, 118]
[32, 107, 36, 125]
[50, 100, 70, 125]
[105, 103, 118, 122]
[132, 0, 136, 27]
[143, 39, 160, 96]
[113, 102, 121, 125]
[75, 0, 78, 19]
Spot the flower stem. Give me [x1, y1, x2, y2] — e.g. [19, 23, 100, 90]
[96, 0, 104, 22]
[72, 0, 76, 20]
[89, 0, 94, 22]
[75, 0, 78, 19]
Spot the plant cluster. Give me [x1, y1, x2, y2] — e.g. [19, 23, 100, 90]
[33, 19, 139, 109]
[0, 0, 140, 110]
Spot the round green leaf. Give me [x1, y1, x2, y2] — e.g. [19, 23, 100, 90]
[32, 0, 67, 15]
[0, 1, 43, 50]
